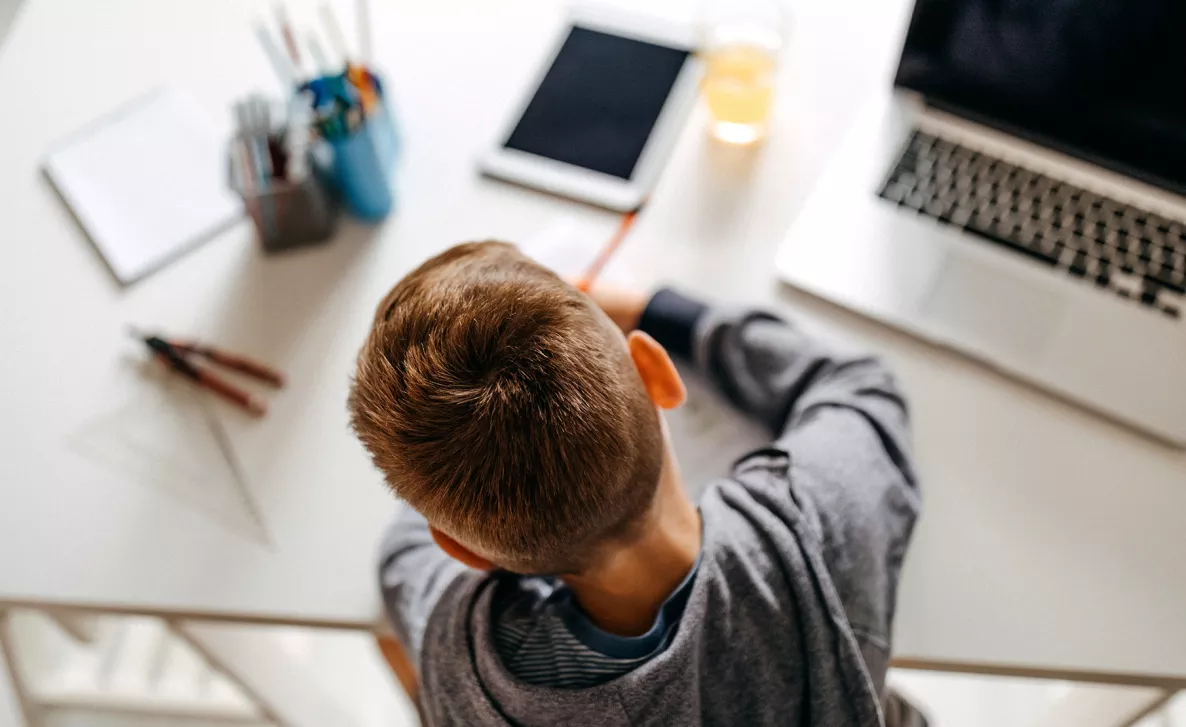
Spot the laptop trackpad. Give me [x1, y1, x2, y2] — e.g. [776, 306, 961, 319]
[921, 254, 1067, 363]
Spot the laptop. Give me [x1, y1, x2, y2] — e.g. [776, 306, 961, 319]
[776, 0, 1186, 445]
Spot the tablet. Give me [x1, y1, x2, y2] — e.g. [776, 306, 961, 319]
[480, 9, 702, 211]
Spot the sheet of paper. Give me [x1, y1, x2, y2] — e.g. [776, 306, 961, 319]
[522, 216, 769, 497]
[667, 366, 769, 498]
[43, 88, 242, 284]
[517, 216, 605, 278]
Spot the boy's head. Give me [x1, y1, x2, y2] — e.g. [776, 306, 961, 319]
[349, 241, 671, 574]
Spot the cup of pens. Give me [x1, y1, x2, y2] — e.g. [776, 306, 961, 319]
[242, 4, 400, 232]
[229, 95, 339, 252]
[304, 66, 400, 222]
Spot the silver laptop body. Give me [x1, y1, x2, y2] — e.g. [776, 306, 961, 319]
[777, 84, 1186, 445]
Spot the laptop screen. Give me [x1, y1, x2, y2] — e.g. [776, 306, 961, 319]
[895, 0, 1186, 195]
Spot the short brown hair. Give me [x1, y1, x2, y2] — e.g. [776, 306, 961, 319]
[349, 241, 663, 573]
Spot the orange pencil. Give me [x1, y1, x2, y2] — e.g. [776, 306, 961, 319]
[578, 209, 639, 292]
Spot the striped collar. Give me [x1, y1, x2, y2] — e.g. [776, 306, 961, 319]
[554, 551, 703, 659]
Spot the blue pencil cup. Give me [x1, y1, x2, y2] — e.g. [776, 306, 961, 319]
[328, 101, 400, 222]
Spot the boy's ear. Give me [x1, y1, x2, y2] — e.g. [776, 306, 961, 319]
[627, 331, 686, 410]
[431, 527, 496, 571]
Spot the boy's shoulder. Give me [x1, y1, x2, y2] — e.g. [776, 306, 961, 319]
[413, 481, 884, 726]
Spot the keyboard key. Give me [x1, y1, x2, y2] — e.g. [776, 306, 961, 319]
[1143, 271, 1186, 295]
[963, 221, 1059, 266]
[1095, 261, 1111, 288]
[882, 185, 907, 203]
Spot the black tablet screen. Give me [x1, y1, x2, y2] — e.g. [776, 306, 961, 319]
[503, 26, 690, 180]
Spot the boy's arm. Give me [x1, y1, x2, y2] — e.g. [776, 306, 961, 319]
[635, 288, 922, 675]
[378, 504, 468, 665]
[638, 288, 914, 465]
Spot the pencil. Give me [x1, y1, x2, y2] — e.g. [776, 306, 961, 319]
[578, 209, 639, 291]
[275, 5, 303, 68]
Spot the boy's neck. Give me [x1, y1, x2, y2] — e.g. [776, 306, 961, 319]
[562, 462, 701, 637]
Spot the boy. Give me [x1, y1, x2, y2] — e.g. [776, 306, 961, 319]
[349, 241, 921, 726]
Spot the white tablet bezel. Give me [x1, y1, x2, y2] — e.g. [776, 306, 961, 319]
[480, 7, 703, 211]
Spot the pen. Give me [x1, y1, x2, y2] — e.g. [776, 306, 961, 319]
[236, 98, 277, 238]
[233, 136, 264, 232]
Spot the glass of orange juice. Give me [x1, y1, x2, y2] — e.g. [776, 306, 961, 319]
[701, 0, 787, 144]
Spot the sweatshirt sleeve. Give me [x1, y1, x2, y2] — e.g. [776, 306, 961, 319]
[639, 288, 921, 677]
[378, 504, 469, 665]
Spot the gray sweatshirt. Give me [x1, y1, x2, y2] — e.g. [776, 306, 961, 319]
[379, 289, 921, 726]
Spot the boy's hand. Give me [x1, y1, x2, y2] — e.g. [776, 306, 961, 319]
[579, 282, 648, 333]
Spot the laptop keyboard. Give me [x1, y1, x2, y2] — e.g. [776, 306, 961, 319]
[878, 129, 1184, 320]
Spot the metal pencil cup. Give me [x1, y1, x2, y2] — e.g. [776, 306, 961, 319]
[228, 155, 339, 253]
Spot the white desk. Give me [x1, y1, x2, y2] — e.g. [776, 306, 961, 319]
[1, 0, 1185, 721]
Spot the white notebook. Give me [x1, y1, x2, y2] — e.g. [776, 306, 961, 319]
[44, 88, 242, 284]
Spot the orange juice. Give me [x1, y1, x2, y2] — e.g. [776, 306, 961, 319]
[702, 43, 778, 144]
